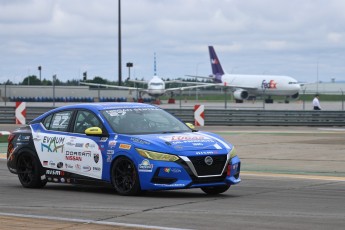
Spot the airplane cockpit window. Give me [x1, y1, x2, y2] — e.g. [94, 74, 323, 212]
[150, 82, 163, 86]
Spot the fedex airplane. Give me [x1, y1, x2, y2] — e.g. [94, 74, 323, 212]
[205, 46, 301, 103]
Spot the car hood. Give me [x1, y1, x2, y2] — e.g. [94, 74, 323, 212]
[125, 131, 233, 156]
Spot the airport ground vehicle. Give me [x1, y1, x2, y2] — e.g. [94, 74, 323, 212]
[7, 103, 241, 195]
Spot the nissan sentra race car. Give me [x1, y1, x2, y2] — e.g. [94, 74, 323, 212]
[7, 103, 241, 195]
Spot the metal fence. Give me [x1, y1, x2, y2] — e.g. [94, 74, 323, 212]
[1, 106, 344, 126]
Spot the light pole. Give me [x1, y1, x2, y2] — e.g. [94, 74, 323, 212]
[53, 74, 56, 106]
[126, 62, 133, 80]
[38, 66, 42, 82]
[118, 0, 122, 86]
[195, 62, 202, 101]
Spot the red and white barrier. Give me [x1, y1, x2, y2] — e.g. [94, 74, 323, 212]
[15, 102, 26, 124]
[194, 104, 205, 126]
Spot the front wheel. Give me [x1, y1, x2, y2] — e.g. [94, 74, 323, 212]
[17, 152, 47, 188]
[201, 185, 230, 195]
[111, 156, 142, 196]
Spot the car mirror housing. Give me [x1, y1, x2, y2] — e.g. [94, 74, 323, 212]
[85, 127, 103, 136]
[185, 122, 195, 130]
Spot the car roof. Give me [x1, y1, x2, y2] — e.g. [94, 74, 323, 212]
[55, 102, 159, 111]
[31, 102, 160, 123]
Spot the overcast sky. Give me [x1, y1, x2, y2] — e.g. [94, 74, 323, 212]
[1, 0, 345, 84]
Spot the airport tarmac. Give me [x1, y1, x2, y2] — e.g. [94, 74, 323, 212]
[0, 125, 344, 229]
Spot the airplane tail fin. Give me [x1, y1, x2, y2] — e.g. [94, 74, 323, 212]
[208, 46, 224, 76]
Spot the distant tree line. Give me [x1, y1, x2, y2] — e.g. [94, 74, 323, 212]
[1, 75, 216, 90]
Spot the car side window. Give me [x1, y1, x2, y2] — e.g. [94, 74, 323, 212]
[73, 110, 103, 134]
[49, 111, 73, 132]
[42, 114, 53, 129]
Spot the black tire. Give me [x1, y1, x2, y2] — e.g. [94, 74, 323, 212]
[111, 156, 142, 196]
[17, 152, 47, 188]
[201, 185, 230, 195]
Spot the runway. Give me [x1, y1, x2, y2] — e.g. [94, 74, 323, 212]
[0, 126, 344, 229]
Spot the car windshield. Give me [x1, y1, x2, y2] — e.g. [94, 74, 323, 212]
[101, 107, 192, 134]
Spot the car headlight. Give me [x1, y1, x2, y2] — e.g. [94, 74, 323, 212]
[229, 146, 237, 159]
[136, 148, 180, 162]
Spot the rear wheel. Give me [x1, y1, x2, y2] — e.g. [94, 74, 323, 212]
[17, 152, 47, 188]
[201, 185, 230, 195]
[111, 156, 142, 196]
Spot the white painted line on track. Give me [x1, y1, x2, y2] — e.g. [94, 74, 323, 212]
[318, 128, 345, 132]
[242, 171, 345, 181]
[0, 212, 193, 230]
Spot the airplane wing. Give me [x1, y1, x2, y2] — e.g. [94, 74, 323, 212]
[79, 81, 140, 90]
[165, 82, 258, 92]
[128, 79, 148, 84]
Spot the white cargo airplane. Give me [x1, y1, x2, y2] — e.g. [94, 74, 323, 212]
[79, 55, 205, 101]
[189, 46, 301, 103]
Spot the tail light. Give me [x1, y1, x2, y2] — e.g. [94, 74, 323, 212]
[8, 133, 15, 143]
[7, 133, 15, 159]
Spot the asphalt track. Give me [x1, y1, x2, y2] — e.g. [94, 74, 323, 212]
[0, 126, 345, 229]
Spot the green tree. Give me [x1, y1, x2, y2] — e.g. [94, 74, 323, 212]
[21, 75, 41, 85]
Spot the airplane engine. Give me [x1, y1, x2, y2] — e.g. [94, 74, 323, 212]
[233, 90, 249, 100]
[291, 92, 299, 99]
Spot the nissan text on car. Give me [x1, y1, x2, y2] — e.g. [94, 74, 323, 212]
[7, 103, 241, 195]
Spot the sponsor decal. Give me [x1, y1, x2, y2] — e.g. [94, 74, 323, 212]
[153, 183, 186, 187]
[75, 143, 83, 148]
[46, 170, 64, 176]
[107, 155, 112, 162]
[17, 135, 30, 142]
[174, 145, 183, 150]
[100, 137, 108, 142]
[43, 161, 48, 166]
[84, 143, 90, 148]
[57, 162, 63, 168]
[65, 151, 91, 161]
[41, 136, 65, 153]
[107, 150, 114, 155]
[66, 155, 82, 161]
[196, 151, 218, 155]
[119, 144, 131, 150]
[261, 80, 277, 89]
[53, 178, 59, 182]
[60, 178, 66, 183]
[93, 167, 101, 171]
[130, 137, 150, 145]
[65, 163, 73, 169]
[106, 109, 127, 117]
[66, 142, 75, 146]
[109, 140, 117, 147]
[75, 164, 81, 170]
[82, 166, 91, 172]
[49, 161, 56, 167]
[163, 167, 182, 174]
[94, 153, 100, 163]
[138, 159, 153, 172]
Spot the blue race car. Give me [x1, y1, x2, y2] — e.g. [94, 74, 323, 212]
[7, 103, 241, 195]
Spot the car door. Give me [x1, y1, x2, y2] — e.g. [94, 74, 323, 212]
[32, 109, 106, 180]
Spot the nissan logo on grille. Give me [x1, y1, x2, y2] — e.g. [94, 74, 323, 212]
[204, 156, 213, 166]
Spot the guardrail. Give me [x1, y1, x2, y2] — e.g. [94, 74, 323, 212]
[1, 106, 345, 126]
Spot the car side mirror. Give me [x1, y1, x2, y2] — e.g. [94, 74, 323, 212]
[185, 122, 195, 130]
[85, 127, 103, 136]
